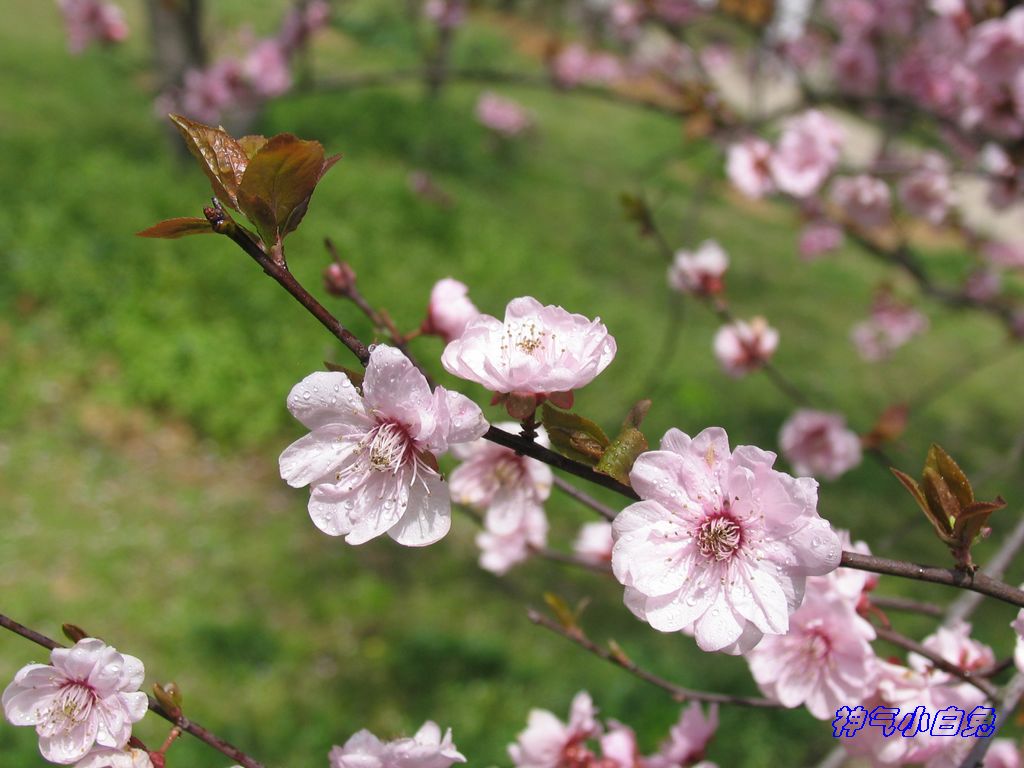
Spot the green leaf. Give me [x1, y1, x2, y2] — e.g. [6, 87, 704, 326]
[541, 403, 610, 466]
[543, 592, 578, 632]
[595, 426, 648, 486]
[926, 443, 974, 510]
[136, 217, 213, 239]
[169, 114, 249, 210]
[236, 134, 338, 248]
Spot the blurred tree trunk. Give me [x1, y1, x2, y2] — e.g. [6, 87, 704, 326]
[146, 0, 206, 156]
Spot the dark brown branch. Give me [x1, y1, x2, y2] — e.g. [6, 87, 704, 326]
[0, 613, 266, 768]
[527, 608, 782, 708]
[945, 510, 1024, 626]
[841, 551, 1024, 609]
[873, 626, 998, 698]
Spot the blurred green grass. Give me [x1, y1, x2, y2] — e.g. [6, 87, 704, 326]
[1, 1, 1023, 766]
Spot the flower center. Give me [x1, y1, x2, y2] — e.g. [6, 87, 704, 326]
[803, 627, 831, 662]
[696, 515, 742, 560]
[368, 422, 411, 473]
[504, 321, 548, 356]
[49, 681, 96, 730]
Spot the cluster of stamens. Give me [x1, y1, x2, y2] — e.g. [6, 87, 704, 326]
[696, 514, 743, 561]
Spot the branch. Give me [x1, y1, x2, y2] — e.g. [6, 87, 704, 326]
[840, 551, 1024, 609]
[526, 608, 783, 708]
[530, 546, 613, 575]
[873, 625, 998, 699]
[869, 595, 944, 618]
[552, 475, 619, 521]
[0, 613, 266, 768]
[958, 671, 1024, 768]
[944, 510, 1024, 626]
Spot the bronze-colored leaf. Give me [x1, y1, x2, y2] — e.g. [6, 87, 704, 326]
[136, 217, 213, 239]
[862, 403, 909, 449]
[892, 467, 953, 541]
[922, 467, 961, 533]
[926, 443, 974, 510]
[623, 399, 651, 429]
[169, 114, 249, 209]
[237, 134, 330, 247]
[62, 623, 88, 643]
[237, 135, 269, 159]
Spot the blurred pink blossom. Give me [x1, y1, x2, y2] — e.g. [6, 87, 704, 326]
[833, 37, 879, 95]
[573, 521, 614, 565]
[898, 152, 954, 225]
[668, 240, 729, 296]
[713, 317, 779, 377]
[644, 703, 718, 767]
[799, 221, 844, 260]
[779, 409, 862, 481]
[851, 294, 928, 362]
[330, 721, 466, 768]
[475, 92, 532, 138]
[58, 0, 128, 54]
[242, 40, 292, 99]
[553, 44, 625, 88]
[508, 691, 601, 767]
[422, 278, 480, 343]
[770, 110, 844, 198]
[831, 175, 891, 230]
[727, 138, 775, 199]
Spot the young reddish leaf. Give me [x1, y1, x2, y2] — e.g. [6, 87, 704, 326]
[623, 399, 652, 429]
[926, 443, 975, 510]
[136, 217, 213, 239]
[862, 403, 909, 449]
[922, 468, 961, 535]
[62, 624, 88, 643]
[892, 468, 953, 541]
[236, 134, 334, 248]
[168, 114, 249, 210]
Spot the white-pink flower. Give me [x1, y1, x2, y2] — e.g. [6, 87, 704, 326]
[726, 138, 775, 199]
[573, 521, 614, 565]
[330, 721, 466, 768]
[279, 346, 488, 546]
[508, 691, 600, 768]
[779, 409, 862, 481]
[644, 703, 718, 768]
[58, 0, 128, 54]
[668, 240, 729, 296]
[242, 39, 292, 99]
[553, 44, 624, 88]
[833, 36, 879, 95]
[475, 92, 532, 138]
[441, 296, 617, 406]
[713, 317, 779, 377]
[986, 739, 1023, 768]
[75, 747, 153, 768]
[612, 427, 841, 654]
[422, 278, 480, 343]
[850, 294, 928, 362]
[899, 152, 954, 225]
[770, 110, 844, 198]
[798, 221, 844, 260]
[599, 721, 638, 767]
[2, 638, 148, 765]
[831, 175, 892, 230]
[746, 576, 878, 718]
[1013, 609, 1024, 674]
[475, 504, 548, 575]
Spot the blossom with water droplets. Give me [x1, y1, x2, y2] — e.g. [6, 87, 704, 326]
[2, 638, 148, 765]
[713, 317, 778, 377]
[75, 747, 153, 768]
[279, 345, 488, 546]
[441, 296, 617, 409]
[644, 703, 718, 768]
[779, 409, 862, 481]
[508, 691, 600, 767]
[611, 427, 841, 654]
[329, 721, 466, 768]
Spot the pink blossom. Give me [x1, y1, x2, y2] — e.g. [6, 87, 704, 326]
[964, 268, 1002, 302]
[798, 221, 844, 260]
[898, 153, 954, 225]
[279, 346, 488, 546]
[75, 748, 153, 768]
[746, 576, 878, 718]
[599, 721, 638, 767]
[612, 427, 841, 654]
[58, 0, 128, 54]
[644, 703, 718, 767]
[573, 521, 614, 565]
[441, 296, 617, 405]
[770, 110, 844, 198]
[422, 278, 480, 343]
[965, 9, 1024, 85]
[831, 175, 891, 230]
[553, 44, 624, 88]
[508, 691, 600, 768]
[278, 0, 331, 54]
[2, 638, 148, 764]
[850, 294, 928, 362]
[727, 138, 775, 199]
[180, 59, 246, 124]
[1013, 609, 1024, 674]
[713, 317, 779, 377]
[825, 0, 879, 36]
[985, 739, 1023, 768]
[985, 241, 1024, 271]
[450, 422, 552, 574]
[668, 240, 729, 296]
[475, 92, 532, 138]
[833, 37, 879, 96]
[243, 40, 292, 99]
[423, 0, 466, 30]
[779, 409, 862, 481]
[330, 722, 466, 768]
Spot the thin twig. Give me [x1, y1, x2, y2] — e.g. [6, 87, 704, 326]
[552, 476, 619, 521]
[944, 510, 1024, 626]
[870, 595, 945, 618]
[0, 614, 266, 768]
[531, 547, 613, 575]
[526, 608, 783, 708]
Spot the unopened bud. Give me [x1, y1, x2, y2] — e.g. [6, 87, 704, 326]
[323, 261, 357, 296]
[62, 624, 88, 643]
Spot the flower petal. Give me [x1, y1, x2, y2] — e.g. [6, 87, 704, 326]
[388, 472, 452, 546]
[279, 427, 358, 488]
[285, 371, 369, 431]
